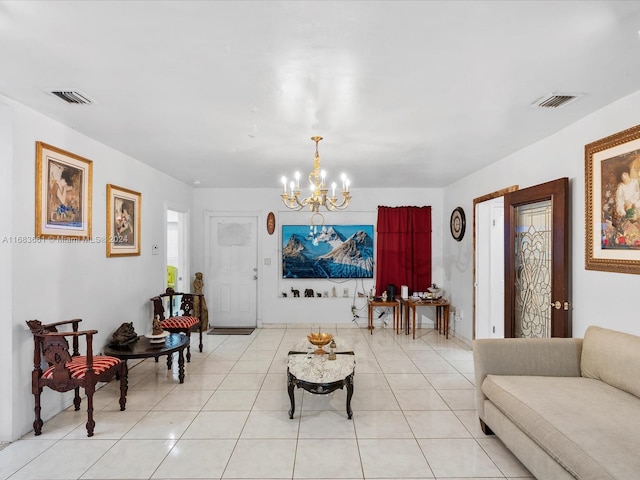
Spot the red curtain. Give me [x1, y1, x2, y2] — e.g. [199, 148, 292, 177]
[375, 206, 432, 296]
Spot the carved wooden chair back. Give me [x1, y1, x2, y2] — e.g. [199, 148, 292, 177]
[26, 318, 127, 437]
[150, 288, 203, 360]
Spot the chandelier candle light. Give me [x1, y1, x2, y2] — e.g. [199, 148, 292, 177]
[280, 136, 351, 212]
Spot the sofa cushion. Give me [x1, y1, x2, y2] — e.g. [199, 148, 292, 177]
[482, 375, 640, 480]
[581, 325, 640, 399]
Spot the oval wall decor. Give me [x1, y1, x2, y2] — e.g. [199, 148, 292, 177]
[266, 212, 276, 235]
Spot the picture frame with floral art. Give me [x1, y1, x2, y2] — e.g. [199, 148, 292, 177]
[585, 124, 640, 274]
[106, 184, 141, 257]
[35, 142, 93, 239]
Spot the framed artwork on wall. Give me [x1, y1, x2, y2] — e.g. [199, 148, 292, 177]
[106, 184, 141, 257]
[35, 142, 93, 239]
[585, 124, 640, 274]
[282, 224, 374, 278]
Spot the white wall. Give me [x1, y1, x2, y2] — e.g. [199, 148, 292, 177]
[0, 102, 14, 439]
[192, 187, 444, 327]
[4, 97, 193, 442]
[444, 89, 640, 343]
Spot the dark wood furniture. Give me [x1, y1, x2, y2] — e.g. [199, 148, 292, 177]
[150, 288, 203, 361]
[367, 297, 399, 333]
[397, 297, 451, 339]
[103, 333, 190, 384]
[287, 349, 355, 419]
[26, 319, 127, 437]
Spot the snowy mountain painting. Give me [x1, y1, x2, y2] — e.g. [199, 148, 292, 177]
[282, 225, 374, 279]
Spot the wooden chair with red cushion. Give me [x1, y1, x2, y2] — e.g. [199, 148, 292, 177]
[150, 288, 203, 361]
[26, 318, 127, 437]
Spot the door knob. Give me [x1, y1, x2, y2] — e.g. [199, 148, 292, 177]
[551, 301, 570, 310]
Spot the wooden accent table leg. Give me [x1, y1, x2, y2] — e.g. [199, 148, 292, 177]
[119, 362, 128, 411]
[287, 373, 296, 419]
[345, 374, 354, 419]
[444, 305, 450, 339]
[412, 305, 417, 339]
[178, 348, 185, 384]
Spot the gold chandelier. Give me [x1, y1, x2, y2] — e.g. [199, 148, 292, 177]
[280, 136, 351, 213]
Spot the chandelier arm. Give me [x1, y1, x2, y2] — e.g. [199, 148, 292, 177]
[281, 194, 305, 211]
[324, 193, 351, 211]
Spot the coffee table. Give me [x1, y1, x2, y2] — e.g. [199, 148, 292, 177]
[103, 333, 190, 383]
[287, 337, 355, 419]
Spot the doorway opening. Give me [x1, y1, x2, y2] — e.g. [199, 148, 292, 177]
[166, 209, 188, 294]
[473, 185, 518, 339]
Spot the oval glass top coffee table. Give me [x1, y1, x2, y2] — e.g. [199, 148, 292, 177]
[103, 333, 190, 384]
[287, 336, 355, 419]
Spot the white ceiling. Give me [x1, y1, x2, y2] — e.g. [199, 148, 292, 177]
[2, 0, 640, 189]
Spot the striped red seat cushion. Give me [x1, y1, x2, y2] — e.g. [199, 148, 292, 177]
[42, 356, 121, 379]
[161, 316, 199, 329]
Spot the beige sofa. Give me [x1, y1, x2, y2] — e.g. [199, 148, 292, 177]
[473, 326, 640, 480]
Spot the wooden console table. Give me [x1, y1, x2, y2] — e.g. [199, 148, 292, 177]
[397, 297, 451, 339]
[367, 298, 399, 334]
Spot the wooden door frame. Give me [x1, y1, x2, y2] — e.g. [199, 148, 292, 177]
[473, 185, 518, 339]
[504, 177, 570, 338]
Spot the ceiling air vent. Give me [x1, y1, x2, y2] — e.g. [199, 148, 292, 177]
[531, 93, 581, 109]
[46, 90, 94, 105]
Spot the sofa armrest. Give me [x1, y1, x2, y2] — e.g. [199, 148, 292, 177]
[472, 337, 583, 424]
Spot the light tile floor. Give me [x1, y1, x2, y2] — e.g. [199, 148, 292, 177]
[0, 324, 534, 479]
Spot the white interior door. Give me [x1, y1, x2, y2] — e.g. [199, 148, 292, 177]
[475, 197, 504, 338]
[206, 214, 258, 328]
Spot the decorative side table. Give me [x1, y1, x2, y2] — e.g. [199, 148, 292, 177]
[287, 339, 355, 419]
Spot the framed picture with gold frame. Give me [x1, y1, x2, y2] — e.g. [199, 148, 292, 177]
[35, 142, 93, 239]
[106, 184, 141, 257]
[585, 124, 640, 274]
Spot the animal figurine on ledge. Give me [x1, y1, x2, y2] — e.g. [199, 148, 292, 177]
[304, 288, 314, 298]
[291, 287, 300, 298]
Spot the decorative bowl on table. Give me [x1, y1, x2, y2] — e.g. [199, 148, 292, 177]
[307, 332, 333, 355]
[427, 287, 443, 299]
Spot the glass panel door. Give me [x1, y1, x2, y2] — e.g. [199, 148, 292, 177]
[513, 200, 552, 338]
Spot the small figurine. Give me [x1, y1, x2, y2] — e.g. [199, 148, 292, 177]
[193, 272, 209, 330]
[328, 339, 337, 360]
[304, 288, 314, 298]
[291, 287, 300, 297]
[152, 318, 164, 336]
[282, 292, 288, 298]
[108, 322, 138, 347]
[331, 286, 337, 297]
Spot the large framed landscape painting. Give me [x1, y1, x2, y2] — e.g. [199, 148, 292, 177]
[585, 124, 640, 274]
[282, 224, 374, 278]
[35, 142, 92, 239]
